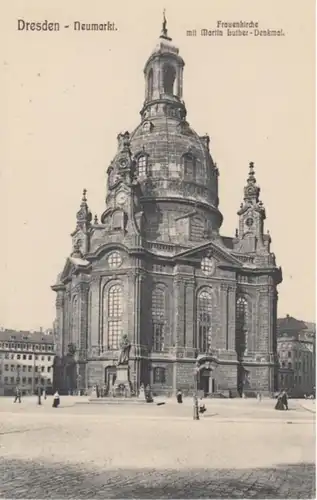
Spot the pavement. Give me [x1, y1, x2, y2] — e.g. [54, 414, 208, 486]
[0, 396, 315, 498]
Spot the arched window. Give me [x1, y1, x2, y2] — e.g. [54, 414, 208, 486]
[148, 69, 153, 100]
[107, 285, 123, 350]
[196, 289, 212, 352]
[163, 64, 176, 95]
[151, 286, 166, 352]
[184, 154, 196, 180]
[112, 211, 123, 230]
[190, 216, 205, 241]
[236, 297, 248, 356]
[137, 155, 147, 177]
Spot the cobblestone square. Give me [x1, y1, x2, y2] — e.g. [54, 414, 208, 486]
[0, 396, 315, 498]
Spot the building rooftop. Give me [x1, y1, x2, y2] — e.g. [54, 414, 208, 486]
[0, 329, 54, 344]
[277, 315, 308, 335]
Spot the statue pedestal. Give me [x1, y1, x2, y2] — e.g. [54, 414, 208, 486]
[112, 365, 133, 397]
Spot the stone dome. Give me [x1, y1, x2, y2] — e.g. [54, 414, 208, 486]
[105, 21, 223, 242]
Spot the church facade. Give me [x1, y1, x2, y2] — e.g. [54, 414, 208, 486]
[52, 19, 282, 397]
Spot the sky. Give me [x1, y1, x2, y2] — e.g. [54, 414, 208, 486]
[1, 0, 315, 330]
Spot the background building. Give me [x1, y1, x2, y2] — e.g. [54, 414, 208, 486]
[52, 18, 282, 397]
[277, 315, 315, 397]
[0, 329, 55, 396]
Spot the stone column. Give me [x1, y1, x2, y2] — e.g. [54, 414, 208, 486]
[89, 276, 100, 351]
[55, 290, 65, 357]
[227, 285, 237, 351]
[258, 289, 270, 352]
[220, 284, 229, 350]
[184, 279, 195, 348]
[173, 277, 185, 348]
[78, 282, 89, 352]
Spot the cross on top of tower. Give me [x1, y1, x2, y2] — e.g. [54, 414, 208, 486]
[160, 9, 172, 41]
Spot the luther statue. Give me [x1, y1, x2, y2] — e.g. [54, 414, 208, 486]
[117, 335, 131, 366]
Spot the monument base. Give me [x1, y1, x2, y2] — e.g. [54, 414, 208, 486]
[111, 365, 133, 397]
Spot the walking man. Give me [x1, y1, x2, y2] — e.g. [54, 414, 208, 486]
[14, 386, 22, 403]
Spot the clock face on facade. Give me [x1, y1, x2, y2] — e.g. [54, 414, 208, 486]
[120, 159, 127, 167]
[201, 257, 216, 276]
[245, 217, 254, 227]
[116, 192, 127, 205]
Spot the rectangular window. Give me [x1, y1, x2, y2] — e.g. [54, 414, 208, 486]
[48, 356, 51, 361]
[108, 320, 121, 350]
[41, 356, 45, 361]
[10, 365, 15, 371]
[28, 366, 32, 372]
[288, 351, 291, 357]
[5, 364, 8, 371]
[35, 355, 38, 360]
[17, 354, 21, 360]
[22, 377, 26, 384]
[22, 366, 26, 372]
[35, 366, 38, 372]
[47, 367, 51, 373]
[28, 378, 32, 384]
[23, 354, 26, 360]
[4, 377, 8, 383]
[41, 366, 45, 372]
[153, 367, 166, 384]
[47, 378, 51, 384]
[152, 323, 165, 352]
[28, 355, 32, 360]
[35, 378, 38, 384]
[10, 377, 14, 383]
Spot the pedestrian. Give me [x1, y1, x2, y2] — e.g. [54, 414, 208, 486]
[275, 391, 284, 411]
[14, 386, 21, 404]
[145, 384, 153, 403]
[52, 390, 60, 408]
[281, 390, 288, 410]
[176, 389, 183, 404]
[199, 398, 206, 414]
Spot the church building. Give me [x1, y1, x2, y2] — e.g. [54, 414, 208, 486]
[52, 17, 282, 397]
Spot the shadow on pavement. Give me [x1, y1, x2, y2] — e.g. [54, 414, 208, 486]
[0, 458, 315, 499]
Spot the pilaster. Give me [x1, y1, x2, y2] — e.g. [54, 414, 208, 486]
[220, 283, 229, 350]
[173, 276, 186, 347]
[184, 279, 195, 348]
[89, 276, 100, 348]
[227, 284, 237, 351]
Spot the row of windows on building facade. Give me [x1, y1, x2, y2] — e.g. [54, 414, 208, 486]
[0, 342, 54, 351]
[3, 364, 52, 373]
[0, 353, 52, 361]
[133, 154, 204, 181]
[1, 376, 52, 385]
[77, 284, 249, 353]
[106, 253, 216, 275]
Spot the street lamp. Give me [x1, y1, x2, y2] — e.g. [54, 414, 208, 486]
[43, 375, 47, 399]
[193, 363, 200, 421]
[37, 364, 42, 405]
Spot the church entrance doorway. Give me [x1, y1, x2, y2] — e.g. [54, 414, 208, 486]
[104, 366, 116, 396]
[198, 368, 216, 396]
